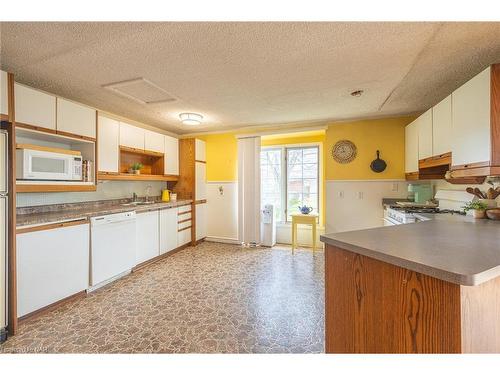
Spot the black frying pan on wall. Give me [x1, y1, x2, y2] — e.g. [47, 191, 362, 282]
[370, 150, 387, 173]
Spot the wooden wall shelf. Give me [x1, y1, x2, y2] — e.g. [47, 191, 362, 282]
[97, 173, 178, 182]
[119, 146, 164, 176]
[16, 184, 97, 193]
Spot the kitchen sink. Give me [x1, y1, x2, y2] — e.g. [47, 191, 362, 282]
[121, 201, 155, 206]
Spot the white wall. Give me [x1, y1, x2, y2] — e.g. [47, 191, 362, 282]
[325, 180, 408, 234]
[16, 181, 167, 207]
[206, 182, 238, 243]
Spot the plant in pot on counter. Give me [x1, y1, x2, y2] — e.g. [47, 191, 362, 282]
[462, 201, 488, 219]
[129, 162, 143, 175]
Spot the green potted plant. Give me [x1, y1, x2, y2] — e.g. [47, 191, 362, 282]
[462, 200, 488, 219]
[129, 162, 143, 175]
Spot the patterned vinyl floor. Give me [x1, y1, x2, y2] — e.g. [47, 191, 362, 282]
[0, 242, 325, 353]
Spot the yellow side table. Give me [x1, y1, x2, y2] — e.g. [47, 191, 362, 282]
[291, 214, 318, 254]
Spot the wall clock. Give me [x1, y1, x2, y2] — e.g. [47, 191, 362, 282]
[332, 140, 357, 164]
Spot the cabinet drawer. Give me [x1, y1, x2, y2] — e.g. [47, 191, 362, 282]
[178, 211, 192, 222]
[177, 205, 192, 214]
[178, 219, 192, 231]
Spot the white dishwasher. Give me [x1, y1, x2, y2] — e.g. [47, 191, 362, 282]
[90, 211, 136, 290]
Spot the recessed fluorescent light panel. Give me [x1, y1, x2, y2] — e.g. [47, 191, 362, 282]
[103, 78, 176, 105]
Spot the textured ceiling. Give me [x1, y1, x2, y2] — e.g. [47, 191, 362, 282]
[1, 22, 499, 135]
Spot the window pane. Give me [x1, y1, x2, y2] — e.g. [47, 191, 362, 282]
[302, 148, 318, 163]
[287, 149, 303, 164]
[286, 146, 319, 221]
[261, 148, 283, 222]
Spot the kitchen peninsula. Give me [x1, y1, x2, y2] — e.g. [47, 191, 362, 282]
[321, 219, 500, 353]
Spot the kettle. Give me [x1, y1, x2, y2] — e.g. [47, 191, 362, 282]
[161, 189, 171, 202]
[298, 205, 313, 214]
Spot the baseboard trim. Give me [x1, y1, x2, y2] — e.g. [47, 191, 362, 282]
[205, 236, 241, 245]
[18, 290, 87, 323]
[132, 243, 191, 272]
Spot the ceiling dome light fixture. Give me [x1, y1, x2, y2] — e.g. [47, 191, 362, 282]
[350, 90, 364, 97]
[179, 112, 203, 125]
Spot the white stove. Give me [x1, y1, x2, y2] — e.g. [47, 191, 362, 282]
[383, 190, 470, 226]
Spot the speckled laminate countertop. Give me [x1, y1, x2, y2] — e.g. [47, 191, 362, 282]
[16, 199, 193, 227]
[320, 219, 500, 286]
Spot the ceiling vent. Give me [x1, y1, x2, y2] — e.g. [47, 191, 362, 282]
[102, 78, 176, 105]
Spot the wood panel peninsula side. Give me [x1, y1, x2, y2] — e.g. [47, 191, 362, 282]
[321, 220, 500, 353]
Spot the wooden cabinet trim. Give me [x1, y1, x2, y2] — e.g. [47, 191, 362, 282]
[405, 172, 419, 181]
[195, 199, 207, 205]
[16, 184, 97, 193]
[177, 226, 192, 233]
[119, 145, 163, 157]
[16, 122, 96, 142]
[177, 218, 192, 224]
[491, 63, 500, 166]
[177, 210, 192, 216]
[418, 152, 451, 169]
[97, 173, 177, 182]
[16, 143, 82, 156]
[451, 160, 491, 170]
[16, 219, 89, 234]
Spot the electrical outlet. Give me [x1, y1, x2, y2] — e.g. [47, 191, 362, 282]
[358, 191, 364, 199]
[392, 183, 398, 192]
[338, 191, 344, 198]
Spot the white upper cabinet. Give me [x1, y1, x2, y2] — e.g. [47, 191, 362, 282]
[164, 135, 179, 175]
[97, 115, 120, 173]
[432, 95, 452, 156]
[451, 67, 491, 166]
[195, 138, 206, 162]
[405, 120, 419, 173]
[417, 109, 433, 160]
[15, 83, 56, 130]
[144, 129, 165, 153]
[0, 70, 7, 116]
[57, 98, 96, 138]
[119, 122, 145, 150]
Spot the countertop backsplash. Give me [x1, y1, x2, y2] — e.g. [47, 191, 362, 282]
[16, 180, 168, 207]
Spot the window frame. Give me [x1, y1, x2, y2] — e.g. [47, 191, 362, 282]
[261, 142, 321, 224]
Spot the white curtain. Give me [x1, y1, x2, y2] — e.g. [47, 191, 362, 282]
[237, 136, 261, 246]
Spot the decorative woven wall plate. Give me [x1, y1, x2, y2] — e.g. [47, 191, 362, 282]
[332, 140, 357, 164]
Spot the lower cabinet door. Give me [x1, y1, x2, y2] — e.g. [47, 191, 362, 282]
[159, 208, 178, 254]
[195, 203, 207, 241]
[177, 227, 191, 246]
[17, 222, 90, 317]
[136, 211, 160, 264]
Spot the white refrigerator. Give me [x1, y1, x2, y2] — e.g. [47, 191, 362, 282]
[0, 128, 7, 343]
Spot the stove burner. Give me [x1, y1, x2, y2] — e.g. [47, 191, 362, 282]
[401, 207, 466, 215]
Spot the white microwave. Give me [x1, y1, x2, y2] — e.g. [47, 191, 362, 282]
[16, 148, 83, 181]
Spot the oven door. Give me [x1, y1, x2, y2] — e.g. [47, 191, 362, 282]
[383, 217, 400, 226]
[22, 149, 73, 181]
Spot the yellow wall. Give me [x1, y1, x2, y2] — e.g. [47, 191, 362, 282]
[325, 116, 415, 180]
[197, 133, 238, 181]
[197, 116, 413, 227]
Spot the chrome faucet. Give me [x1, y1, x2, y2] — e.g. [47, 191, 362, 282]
[145, 185, 152, 202]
